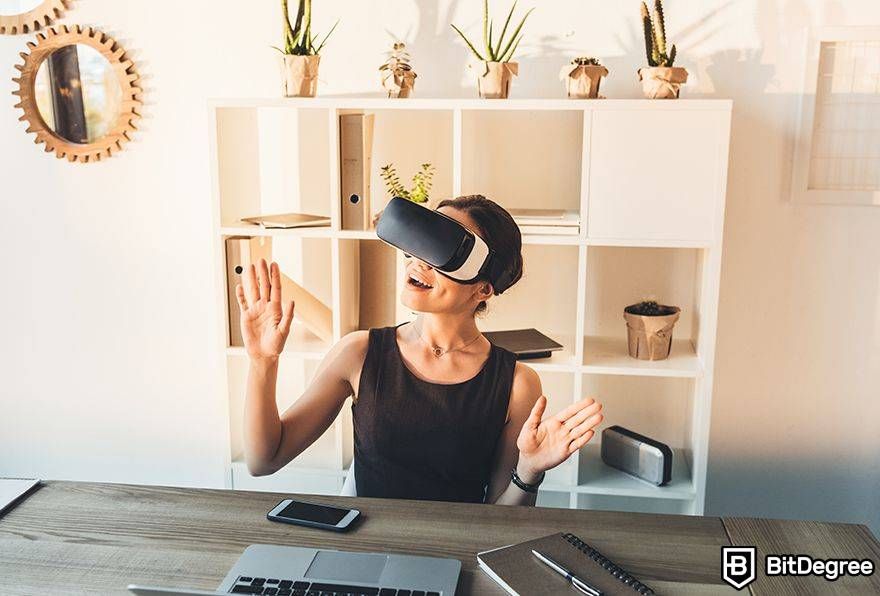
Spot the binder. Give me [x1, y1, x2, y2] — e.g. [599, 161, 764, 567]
[225, 237, 333, 347]
[478, 532, 655, 595]
[339, 113, 375, 231]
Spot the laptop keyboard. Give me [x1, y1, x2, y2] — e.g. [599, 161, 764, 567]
[229, 576, 441, 596]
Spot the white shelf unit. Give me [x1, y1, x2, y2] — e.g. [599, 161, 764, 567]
[209, 97, 731, 515]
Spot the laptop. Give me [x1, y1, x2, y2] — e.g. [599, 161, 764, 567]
[128, 543, 461, 595]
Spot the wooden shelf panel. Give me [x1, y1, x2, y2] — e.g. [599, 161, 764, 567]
[583, 336, 701, 378]
[210, 97, 733, 112]
[227, 324, 330, 359]
[222, 226, 715, 250]
[574, 444, 694, 500]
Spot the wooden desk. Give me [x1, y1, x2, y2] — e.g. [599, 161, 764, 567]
[0, 482, 877, 595]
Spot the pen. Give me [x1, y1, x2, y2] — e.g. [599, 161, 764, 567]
[532, 549, 604, 596]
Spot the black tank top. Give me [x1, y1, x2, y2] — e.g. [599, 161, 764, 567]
[353, 323, 518, 503]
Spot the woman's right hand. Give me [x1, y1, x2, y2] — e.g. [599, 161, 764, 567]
[235, 258, 295, 361]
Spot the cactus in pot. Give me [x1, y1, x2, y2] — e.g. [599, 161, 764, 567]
[638, 0, 687, 99]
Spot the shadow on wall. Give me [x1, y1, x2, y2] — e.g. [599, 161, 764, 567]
[384, 0, 469, 98]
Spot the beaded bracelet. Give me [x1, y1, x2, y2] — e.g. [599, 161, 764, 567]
[510, 467, 545, 493]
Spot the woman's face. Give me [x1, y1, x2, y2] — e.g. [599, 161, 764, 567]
[399, 206, 493, 315]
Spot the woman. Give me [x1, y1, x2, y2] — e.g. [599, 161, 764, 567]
[237, 195, 603, 505]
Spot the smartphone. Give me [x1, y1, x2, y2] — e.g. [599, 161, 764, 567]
[267, 498, 360, 532]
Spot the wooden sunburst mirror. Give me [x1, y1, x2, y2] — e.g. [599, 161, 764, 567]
[0, 0, 70, 35]
[12, 25, 142, 163]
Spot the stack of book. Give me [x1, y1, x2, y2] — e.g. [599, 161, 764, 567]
[508, 208, 580, 236]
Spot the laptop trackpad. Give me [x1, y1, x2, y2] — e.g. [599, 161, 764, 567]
[304, 551, 388, 584]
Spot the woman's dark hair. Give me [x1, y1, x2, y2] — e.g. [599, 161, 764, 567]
[435, 194, 523, 315]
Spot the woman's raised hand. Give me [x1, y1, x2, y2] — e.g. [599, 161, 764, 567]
[516, 395, 604, 477]
[235, 258, 295, 360]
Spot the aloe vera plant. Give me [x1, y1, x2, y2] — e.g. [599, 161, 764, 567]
[641, 0, 676, 67]
[380, 163, 435, 204]
[451, 0, 534, 63]
[277, 0, 338, 56]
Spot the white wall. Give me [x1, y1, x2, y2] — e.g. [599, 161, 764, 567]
[0, 1, 877, 534]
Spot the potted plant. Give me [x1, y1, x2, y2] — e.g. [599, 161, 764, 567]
[623, 300, 681, 360]
[380, 42, 417, 98]
[374, 162, 436, 226]
[275, 0, 338, 97]
[638, 0, 687, 99]
[560, 56, 609, 99]
[451, 0, 534, 99]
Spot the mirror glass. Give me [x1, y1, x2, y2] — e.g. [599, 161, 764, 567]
[34, 43, 123, 144]
[0, 1, 44, 16]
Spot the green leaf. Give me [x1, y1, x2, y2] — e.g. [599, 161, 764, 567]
[483, 0, 490, 56]
[314, 19, 339, 54]
[450, 23, 485, 61]
[500, 34, 522, 62]
[654, 0, 667, 55]
[497, 7, 533, 62]
[667, 44, 676, 66]
[487, 20, 495, 61]
[494, 0, 517, 58]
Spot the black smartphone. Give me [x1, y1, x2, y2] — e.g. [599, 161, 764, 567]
[267, 498, 360, 532]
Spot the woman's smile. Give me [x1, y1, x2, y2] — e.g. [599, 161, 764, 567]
[406, 265, 435, 291]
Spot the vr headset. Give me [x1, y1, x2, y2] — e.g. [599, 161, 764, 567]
[376, 197, 513, 293]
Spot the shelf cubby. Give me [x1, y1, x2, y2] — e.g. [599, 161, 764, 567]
[577, 375, 695, 503]
[583, 246, 704, 374]
[460, 109, 583, 213]
[363, 109, 454, 221]
[215, 107, 332, 228]
[477, 243, 580, 369]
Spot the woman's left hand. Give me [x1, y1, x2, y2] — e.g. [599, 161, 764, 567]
[516, 395, 604, 479]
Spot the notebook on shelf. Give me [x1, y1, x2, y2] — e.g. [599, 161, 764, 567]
[507, 208, 580, 236]
[483, 328, 564, 360]
[240, 212, 331, 229]
[478, 532, 655, 595]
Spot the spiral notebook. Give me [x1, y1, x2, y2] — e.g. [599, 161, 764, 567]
[478, 532, 655, 595]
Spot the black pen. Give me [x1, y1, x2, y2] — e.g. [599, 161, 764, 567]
[532, 549, 604, 596]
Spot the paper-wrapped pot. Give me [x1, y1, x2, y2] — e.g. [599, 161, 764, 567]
[281, 54, 321, 97]
[623, 305, 681, 360]
[637, 66, 688, 99]
[560, 63, 609, 99]
[472, 61, 518, 99]
[381, 68, 417, 98]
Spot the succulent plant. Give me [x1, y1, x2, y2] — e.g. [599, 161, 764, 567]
[276, 0, 338, 56]
[380, 163, 435, 204]
[572, 56, 601, 66]
[625, 300, 678, 316]
[380, 42, 414, 74]
[641, 0, 677, 67]
[451, 0, 534, 63]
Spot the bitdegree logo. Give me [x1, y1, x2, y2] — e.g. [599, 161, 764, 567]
[766, 554, 875, 581]
[722, 545, 876, 590]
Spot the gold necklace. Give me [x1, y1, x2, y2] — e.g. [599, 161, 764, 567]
[413, 319, 483, 358]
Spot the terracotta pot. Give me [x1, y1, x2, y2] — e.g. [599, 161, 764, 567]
[623, 304, 681, 360]
[381, 69, 416, 98]
[474, 61, 518, 99]
[560, 64, 609, 99]
[637, 66, 688, 99]
[281, 54, 320, 97]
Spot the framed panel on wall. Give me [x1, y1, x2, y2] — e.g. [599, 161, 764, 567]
[791, 27, 880, 205]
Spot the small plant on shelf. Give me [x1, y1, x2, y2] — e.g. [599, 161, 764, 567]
[451, 0, 534, 99]
[623, 299, 681, 361]
[560, 56, 609, 99]
[380, 163, 435, 204]
[275, 0, 339, 97]
[638, 0, 687, 99]
[379, 42, 417, 98]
